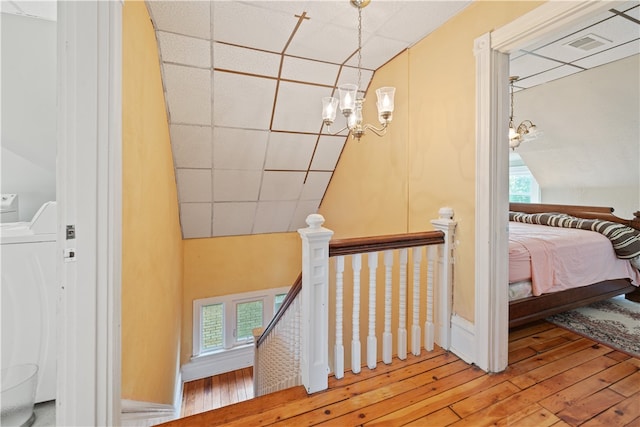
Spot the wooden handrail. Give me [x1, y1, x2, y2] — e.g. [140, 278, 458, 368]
[257, 273, 302, 347]
[329, 230, 445, 257]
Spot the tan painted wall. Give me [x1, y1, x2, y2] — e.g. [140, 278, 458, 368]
[122, 1, 184, 404]
[321, 1, 542, 328]
[181, 232, 301, 363]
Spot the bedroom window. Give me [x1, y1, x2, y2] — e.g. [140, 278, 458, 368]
[509, 153, 540, 203]
[193, 286, 290, 357]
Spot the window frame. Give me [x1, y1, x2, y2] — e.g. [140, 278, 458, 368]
[192, 286, 290, 358]
[509, 164, 540, 203]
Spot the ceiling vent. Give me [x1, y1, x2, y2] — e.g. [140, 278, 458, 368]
[564, 33, 612, 51]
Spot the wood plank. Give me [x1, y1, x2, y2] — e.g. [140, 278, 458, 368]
[508, 326, 575, 352]
[493, 403, 560, 427]
[202, 376, 213, 414]
[219, 372, 232, 407]
[509, 346, 537, 365]
[509, 320, 555, 342]
[539, 360, 638, 414]
[404, 407, 461, 426]
[507, 338, 600, 377]
[182, 379, 197, 417]
[234, 370, 247, 402]
[449, 381, 520, 419]
[581, 391, 640, 427]
[242, 367, 254, 399]
[609, 371, 640, 397]
[556, 388, 625, 425]
[606, 351, 632, 363]
[211, 373, 221, 409]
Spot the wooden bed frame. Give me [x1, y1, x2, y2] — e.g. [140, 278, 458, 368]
[508, 203, 640, 328]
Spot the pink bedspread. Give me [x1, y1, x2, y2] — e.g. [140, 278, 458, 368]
[509, 221, 640, 296]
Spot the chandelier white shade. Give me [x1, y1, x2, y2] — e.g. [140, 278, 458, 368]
[321, 0, 396, 141]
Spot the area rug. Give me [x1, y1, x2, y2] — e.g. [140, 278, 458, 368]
[546, 295, 640, 358]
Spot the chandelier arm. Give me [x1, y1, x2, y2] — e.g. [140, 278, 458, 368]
[324, 125, 350, 136]
[362, 122, 389, 137]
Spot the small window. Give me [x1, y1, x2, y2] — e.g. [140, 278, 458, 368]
[509, 153, 540, 203]
[193, 286, 290, 357]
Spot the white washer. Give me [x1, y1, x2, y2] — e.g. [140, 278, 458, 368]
[1, 202, 57, 403]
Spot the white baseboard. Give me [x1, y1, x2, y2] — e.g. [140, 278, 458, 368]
[120, 399, 177, 427]
[181, 344, 254, 383]
[449, 314, 476, 365]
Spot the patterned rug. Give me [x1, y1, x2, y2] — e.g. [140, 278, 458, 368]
[546, 295, 640, 358]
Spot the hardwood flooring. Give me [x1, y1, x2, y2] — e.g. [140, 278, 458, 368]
[171, 321, 640, 426]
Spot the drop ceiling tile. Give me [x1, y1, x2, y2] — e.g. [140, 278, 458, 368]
[516, 65, 583, 89]
[176, 169, 212, 203]
[345, 36, 408, 70]
[281, 56, 340, 86]
[157, 31, 210, 69]
[534, 15, 640, 64]
[337, 66, 373, 92]
[163, 64, 211, 125]
[264, 133, 317, 170]
[212, 202, 257, 237]
[213, 127, 268, 170]
[171, 125, 212, 169]
[286, 19, 360, 64]
[180, 203, 212, 239]
[310, 135, 346, 170]
[212, 71, 276, 130]
[271, 81, 328, 133]
[148, 1, 210, 40]
[213, 170, 262, 202]
[289, 200, 321, 232]
[212, 2, 294, 52]
[571, 41, 640, 69]
[253, 201, 297, 234]
[213, 43, 280, 78]
[509, 54, 565, 82]
[300, 171, 332, 201]
[259, 171, 305, 201]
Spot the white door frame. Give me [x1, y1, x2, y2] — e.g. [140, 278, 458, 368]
[474, 0, 629, 372]
[57, 1, 122, 425]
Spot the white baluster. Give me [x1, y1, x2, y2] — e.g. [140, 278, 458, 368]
[425, 246, 436, 351]
[383, 250, 393, 364]
[351, 253, 362, 374]
[334, 256, 345, 379]
[367, 252, 378, 370]
[411, 246, 422, 356]
[397, 248, 408, 360]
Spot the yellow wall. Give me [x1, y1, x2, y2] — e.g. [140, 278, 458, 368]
[321, 1, 542, 323]
[181, 232, 301, 363]
[122, 1, 184, 404]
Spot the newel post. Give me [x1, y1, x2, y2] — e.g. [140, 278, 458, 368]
[430, 207, 456, 350]
[298, 214, 334, 394]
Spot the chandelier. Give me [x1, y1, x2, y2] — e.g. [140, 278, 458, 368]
[321, 0, 395, 141]
[509, 76, 538, 150]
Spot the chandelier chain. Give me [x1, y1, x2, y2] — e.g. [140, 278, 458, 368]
[357, 5, 362, 93]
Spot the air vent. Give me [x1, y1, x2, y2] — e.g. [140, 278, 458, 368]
[564, 33, 612, 51]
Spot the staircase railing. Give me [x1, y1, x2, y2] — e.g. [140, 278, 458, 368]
[254, 208, 456, 396]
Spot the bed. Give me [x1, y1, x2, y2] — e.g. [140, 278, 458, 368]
[508, 203, 640, 328]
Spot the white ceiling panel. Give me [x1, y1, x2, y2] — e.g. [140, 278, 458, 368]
[253, 201, 298, 234]
[213, 127, 268, 170]
[212, 202, 257, 237]
[170, 125, 212, 169]
[176, 169, 212, 203]
[345, 36, 409, 69]
[180, 203, 212, 238]
[213, 43, 280, 78]
[213, 170, 262, 202]
[212, 1, 294, 52]
[289, 199, 321, 232]
[259, 171, 306, 201]
[300, 172, 332, 201]
[337, 66, 373, 91]
[163, 64, 211, 125]
[148, 1, 211, 40]
[212, 71, 276, 130]
[271, 81, 328, 133]
[286, 19, 359, 64]
[516, 65, 584, 89]
[572, 41, 640, 69]
[264, 133, 317, 170]
[281, 56, 340, 86]
[157, 31, 210, 69]
[310, 135, 345, 170]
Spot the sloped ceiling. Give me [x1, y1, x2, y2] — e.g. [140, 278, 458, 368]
[146, 0, 471, 239]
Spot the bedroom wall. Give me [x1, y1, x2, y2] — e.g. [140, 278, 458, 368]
[515, 54, 639, 218]
[122, 1, 184, 405]
[0, 12, 56, 222]
[181, 232, 301, 363]
[321, 1, 543, 326]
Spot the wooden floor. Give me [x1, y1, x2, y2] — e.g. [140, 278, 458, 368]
[170, 321, 640, 426]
